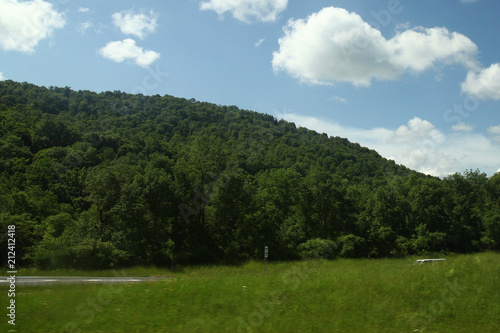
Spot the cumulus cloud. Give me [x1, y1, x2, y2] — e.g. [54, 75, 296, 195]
[78, 7, 89, 13]
[0, 0, 65, 53]
[387, 27, 478, 72]
[272, 7, 478, 86]
[0, 72, 4, 80]
[392, 117, 444, 144]
[278, 112, 500, 177]
[99, 39, 160, 68]
[200, 0, 288, 23]
[461, 63, 500, 100]
[112, 9, 158, 39]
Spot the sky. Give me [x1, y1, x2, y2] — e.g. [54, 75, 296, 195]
[1, 0, 500, 177]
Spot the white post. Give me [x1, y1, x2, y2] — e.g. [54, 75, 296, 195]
[264, 246, 268, 272]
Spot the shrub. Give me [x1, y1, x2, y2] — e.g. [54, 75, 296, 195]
[337, 234, 366, 258]
[297, 238, 338, 259]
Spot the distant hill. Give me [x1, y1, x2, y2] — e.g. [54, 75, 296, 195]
[1, 80, 498, 269]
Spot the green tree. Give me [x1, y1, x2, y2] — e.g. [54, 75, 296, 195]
[254, 168, 305, 259]
[301, 167, 354, 239]
[444, 170, 487, 252]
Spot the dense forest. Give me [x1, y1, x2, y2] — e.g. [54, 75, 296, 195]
[0, 80, 499, 269]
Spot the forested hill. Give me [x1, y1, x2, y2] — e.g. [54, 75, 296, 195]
[0, 80, 413, 180]
[1, 80, 499, 269]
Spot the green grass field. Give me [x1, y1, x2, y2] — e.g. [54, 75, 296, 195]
[1, 253, 499, 332]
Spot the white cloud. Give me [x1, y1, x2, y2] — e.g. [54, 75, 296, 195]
[78, 7, 89, 13]
[255, 38, 265, 47]
[272, 7, 478, 87]
[278, 112, 500, 177]
[98, 39, 160, 68]
[0, 0, 65, 53]
[460, 0, 478, 3]
[461, 63, 500, 100]
[452, 122, 474, 132]
[77, 21, 92, 35]
[386, 27, 478, 72]
[200, 0, 288, 23]
[488, 125, 500, 135]
[0, 72, 4, 80]
[392, 117, 444, 144]
[330, 96, 347, 104]
[112, 9, 158, 39]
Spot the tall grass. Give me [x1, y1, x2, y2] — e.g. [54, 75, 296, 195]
[1, 253, 499, 332]
[15, 265, 175, 277]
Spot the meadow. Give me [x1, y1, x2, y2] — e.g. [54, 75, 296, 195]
[1, 252, 499, 332]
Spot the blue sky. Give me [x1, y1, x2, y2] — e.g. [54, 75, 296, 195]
[1, 0, 500, 177]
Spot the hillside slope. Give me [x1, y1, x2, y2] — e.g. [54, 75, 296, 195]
[0, 80, 498, 268]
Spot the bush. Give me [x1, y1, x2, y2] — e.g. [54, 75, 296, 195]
[68, 238, 130, 269]
[32, 236, 130, 269]
[412, 224, 448, 253]
[337, 234, 366, 258]
[297, 238, 338, 259]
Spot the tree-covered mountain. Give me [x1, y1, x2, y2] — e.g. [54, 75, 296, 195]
[0, 80, 499, 269]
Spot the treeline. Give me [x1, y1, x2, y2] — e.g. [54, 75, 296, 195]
[0, 80, 499, 269]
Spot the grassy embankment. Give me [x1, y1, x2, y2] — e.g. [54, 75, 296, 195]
[1, 252, 499, 332]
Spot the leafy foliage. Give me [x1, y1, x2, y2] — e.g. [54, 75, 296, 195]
[0, 80, 499, 269]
